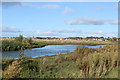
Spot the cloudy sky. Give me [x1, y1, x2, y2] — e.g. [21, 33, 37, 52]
[1, 2, 119, 37]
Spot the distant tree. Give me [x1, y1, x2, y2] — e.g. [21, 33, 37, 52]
[112, 37, 117, 41]
[15, 35, 23, 42]
[100, 37, 104, 39]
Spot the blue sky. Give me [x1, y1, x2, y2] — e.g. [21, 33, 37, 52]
[1, 2, 118, 37]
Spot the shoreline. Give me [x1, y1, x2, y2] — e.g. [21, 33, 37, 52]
[2, 44, 105, 59]
[2, 40, 113, 52]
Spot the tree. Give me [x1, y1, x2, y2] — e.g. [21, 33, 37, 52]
[15, 35, 23, 42]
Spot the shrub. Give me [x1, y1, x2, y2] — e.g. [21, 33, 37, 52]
[2, 40, 24, 51]
[22, 38, 33, 45]
[15, 35, 23, 43]
[2, 59, 14, 71]
[19, 60, 40, 78]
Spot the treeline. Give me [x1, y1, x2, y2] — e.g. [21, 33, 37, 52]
[1, 35, 46, 51]
[35, 36, 119, 41]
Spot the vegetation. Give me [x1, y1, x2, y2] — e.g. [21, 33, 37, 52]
[35, 36, 119, 41]
[1, 35, 119, 78]
[1, 35, 114, 52]
[1, 35, 46, 51]
[15, 35, 24, 43]
[2, 40, 24, 51]
[33, 39, 114, 45]
[2, 44, 119, 78]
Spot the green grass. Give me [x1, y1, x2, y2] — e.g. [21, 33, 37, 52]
[2, 44, 119, 78]
[1, 40, 46, 51]
[103, 67, 118, 78]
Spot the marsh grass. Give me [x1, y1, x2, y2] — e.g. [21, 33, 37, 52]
[1, 37, 114, 52]
[2, 44, 119, 78]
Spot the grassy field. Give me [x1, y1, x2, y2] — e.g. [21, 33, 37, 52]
[33, 39, 114, 45]
[1, 44, 119, 78]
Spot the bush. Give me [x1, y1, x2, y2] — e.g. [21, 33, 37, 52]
[2, 40, 24, 51]
[22, 38, 33, 45]
[2, 59, 14, 71]
[15, 35, 23, 43]
[19, 60, 40, 78]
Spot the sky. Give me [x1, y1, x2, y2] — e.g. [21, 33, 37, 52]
[1, 2, 119, 38]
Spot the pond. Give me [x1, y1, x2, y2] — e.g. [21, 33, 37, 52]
[2, 45, 104, 59]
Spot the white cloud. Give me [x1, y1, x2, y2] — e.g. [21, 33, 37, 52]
[2, 28, 117, 38]
[84, 31, 118, 37]
[34, 29, 81, 34]
[52, 29, 82, 33]
[2, 0, 22, 2]
[29, 29, 82, 37]
[109, 20, 120, 25]
[40, 4, 59, 8]
[2, 26, 21, 32]
[35, 31, 53, 35]
[1, 2, 31, 8]
[1, 0, 61, 2]
[68, 17, 104, 25]
[1, 0, 118, 2]
[67, 17, 119, 25]
[26, 29, 117, 38]
[96, 30, 104, 33]
[63, 7, 72, 14]
[1, 2, 59, 9]
[87, 6, 106, 12]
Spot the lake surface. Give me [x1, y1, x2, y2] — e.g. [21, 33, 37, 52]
[2, 45, 104, 59]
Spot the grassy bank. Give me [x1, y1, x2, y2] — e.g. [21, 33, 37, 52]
[2, 44, 119, 78]
[1, 38, 114, 52]
[1, 40, 46, 51]
[1, 35, 47, 51]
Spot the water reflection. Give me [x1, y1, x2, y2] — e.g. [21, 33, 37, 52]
[2, 45, 104, 59]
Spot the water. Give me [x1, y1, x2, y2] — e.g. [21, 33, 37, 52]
[2, 45, 104, 59]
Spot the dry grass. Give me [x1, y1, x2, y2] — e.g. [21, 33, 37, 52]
[33, 39, 113, 45]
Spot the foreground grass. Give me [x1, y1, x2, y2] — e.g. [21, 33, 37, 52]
[2, 44, 119, 78]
